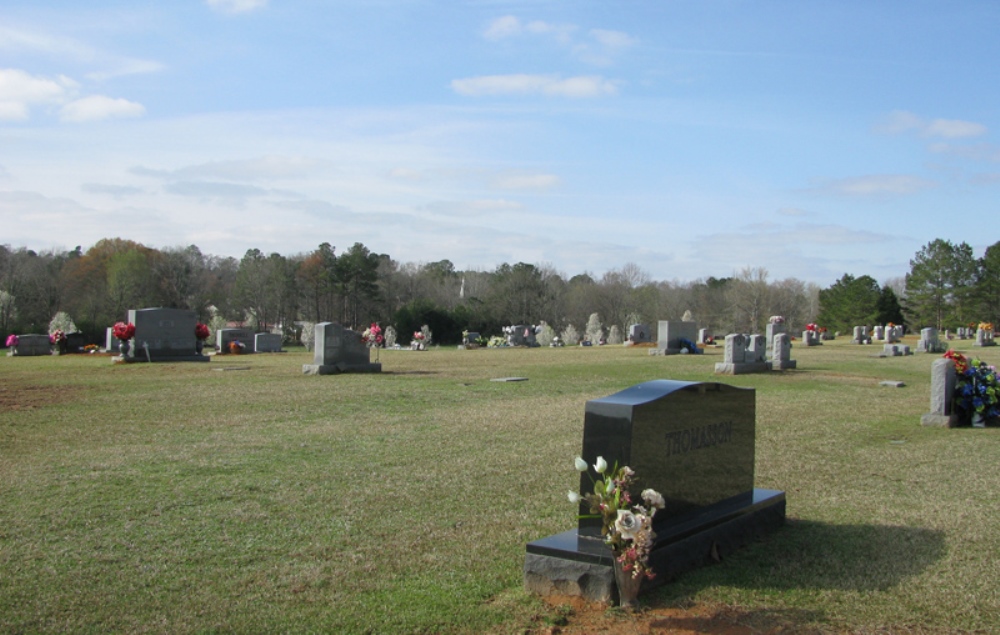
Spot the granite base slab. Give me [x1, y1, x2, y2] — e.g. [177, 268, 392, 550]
[302, 363, 382, 375]
[525, 488, 785, 603]
[116, 354, 210, 363]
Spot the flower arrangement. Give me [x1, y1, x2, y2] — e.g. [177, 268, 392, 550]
[6, 334, 17, 348]
[229, 340, 246, 354]
[84, 344, 99, 353]
[487, 335, 508, 348]
[195, 322, 210, 340]
[49, 329, 66, 344]
[569, 456, 665, 582]
[677, 337, 702, 354]
[362, 323, 383, 347]
[945, 350, 999, 422]
[413, 331, 425, 341]
[768, 316, 785, 324]
[979, 322, 994, 332]
[112, 321, 135, 341]
[805, 323, 818, 331]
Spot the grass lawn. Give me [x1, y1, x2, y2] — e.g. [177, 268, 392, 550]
[1, 339, 998, 633]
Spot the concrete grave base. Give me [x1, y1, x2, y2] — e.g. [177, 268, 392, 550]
[714, 362, 770, 375]
[770, 360, 797, 370]
[302, 363, 382, 375]
[116, 354, 209, 363]
[921, 413, 960, 428]
[525, 489, 786, 604]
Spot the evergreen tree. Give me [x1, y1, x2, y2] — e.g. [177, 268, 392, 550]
[817, 274, 880, 333]
[904, 239, 975, 330]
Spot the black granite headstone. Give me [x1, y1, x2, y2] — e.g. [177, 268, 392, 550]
[525, 379, 785, 603]
[578, 380, 755, 535]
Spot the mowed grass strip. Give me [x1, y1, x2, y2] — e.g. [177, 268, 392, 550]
[1, 341, 998, 633]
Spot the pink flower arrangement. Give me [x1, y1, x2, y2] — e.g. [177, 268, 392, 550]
[413, 331, 425, 340]
[49, 329, 66, 344]
[6, 334, 18, 347]
[362, 323, 383, 346]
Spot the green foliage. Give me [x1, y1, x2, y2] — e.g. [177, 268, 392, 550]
[817, 274, 880, 333]
[904, 239, 976, 330]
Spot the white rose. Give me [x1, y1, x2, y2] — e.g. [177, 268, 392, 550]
[642, 489, 665, 510]
[614, 509, 644, 540]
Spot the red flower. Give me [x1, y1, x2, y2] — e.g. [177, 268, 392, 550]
[113, 322, 135, 340]
[194, 323, 210, 340]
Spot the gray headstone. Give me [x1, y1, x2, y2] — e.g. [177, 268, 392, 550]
[657, 320, 698, 354]
[218, 328, 254, 353]
[254, 332, 283, 353]
[105, 327, 120, 353]
[771, 333, 796, 370]
[127, 308, 208, 362]
[303, 322, 381, 374]
[628, 324, 650, 344]
[13, 334, 51, 356]
[724, 333, 746, 364]
[922, 358, 958, 427]
[765, 322, 785, 358]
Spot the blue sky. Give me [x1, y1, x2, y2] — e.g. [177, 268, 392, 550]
[2, 1, 999, 286]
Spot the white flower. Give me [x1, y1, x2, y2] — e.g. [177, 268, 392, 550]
[567, 491, 582, 504]
[574, 457, 588, 472]
[594, 456, 608, 474]
[642, 489, 665, 510]
[614, 509, 643, 541]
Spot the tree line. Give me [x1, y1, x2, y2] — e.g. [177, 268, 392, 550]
[0, 237, 994, 345]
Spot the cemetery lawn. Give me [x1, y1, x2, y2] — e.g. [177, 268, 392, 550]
[1, 341, 999, 634]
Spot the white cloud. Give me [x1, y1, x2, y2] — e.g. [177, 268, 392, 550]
[928, 141, 1000, 162]
[811, 174, 936, 198]
[0, 68, 77, 120]
[483, 16, 576, 44]
[491, 172, 560, 190]
[589, 29, 636, 49]
[451, 74, 618, 98]
[876, 110, 987, 138]
[59, 95, 145, 122]
[483, 15, 522, 40]
[776, 207, 811, 217]
[206, 0, 268, 14]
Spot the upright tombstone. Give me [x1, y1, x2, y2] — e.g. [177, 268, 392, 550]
[524, 380, 785, 602]
[217, 328, 254, 353]
[916, 328, 945, 353]
[802, 330, 821, 346]
[303, 322, 381, 375]
[764, 321, 786, 359]
[873, 325, 885, 341]
[628, 324, 651, 344]
[974, 328, 996, 347]
[714, 334, 769, 375]
[254, 332, 283, 353]
[921, 358, 959, 427]
[851, 326, 872, 344]
[64, 332, 86, 353]
[508, 325, 538, 347]
[881, 343, 912, 357]
[770, 333, 796, 370]
[885, 325, 902, 343]
[126, 308, 209, 362]
[657, 320, 698, 354]
[697, 328, 709, 345]
[13, 334, 51, 356]
[105, 327, 120, 353]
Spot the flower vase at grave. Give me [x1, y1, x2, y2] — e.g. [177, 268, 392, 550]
[973, 412, 986, 428]
[120, 340, 131, 357]
[196, 340, 204, 355]
[612, 555, 642, 608]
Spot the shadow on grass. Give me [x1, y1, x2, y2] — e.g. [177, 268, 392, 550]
[671, 518, 947, 594]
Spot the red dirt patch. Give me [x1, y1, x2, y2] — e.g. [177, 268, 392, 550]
[0, 383, 84, 411]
